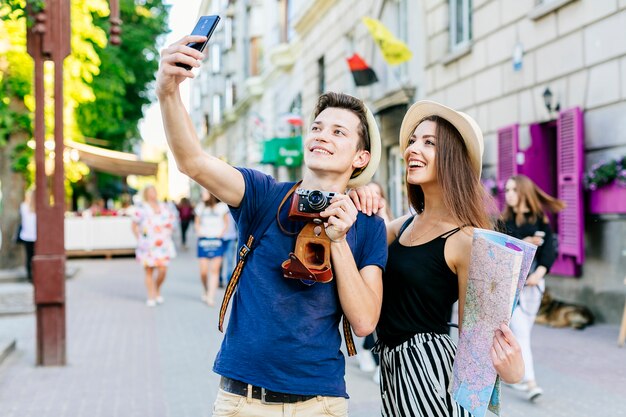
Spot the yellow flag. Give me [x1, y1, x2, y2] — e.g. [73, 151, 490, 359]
[362, 17, 412, 66]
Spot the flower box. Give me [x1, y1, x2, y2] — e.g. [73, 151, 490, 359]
[588, 181, 626, 214]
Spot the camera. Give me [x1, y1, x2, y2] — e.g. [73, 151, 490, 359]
[288, 188, 336, 221]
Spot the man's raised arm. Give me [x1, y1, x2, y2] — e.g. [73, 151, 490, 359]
[156, 35, 244, 207]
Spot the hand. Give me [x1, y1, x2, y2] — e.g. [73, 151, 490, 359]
[348, 186, 385, 216]
[523, 236, 544, 246]
[491, 323, 525, 384]
[320, 194, 358, 242]
[156, 35, 207, 98]
[525, 271, 543, 286]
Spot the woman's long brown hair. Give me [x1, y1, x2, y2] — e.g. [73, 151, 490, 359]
[503, 174, 566, 226]
[405, 116, 494, 230]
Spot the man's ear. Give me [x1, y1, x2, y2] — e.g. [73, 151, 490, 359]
[353, 149, 371, 170]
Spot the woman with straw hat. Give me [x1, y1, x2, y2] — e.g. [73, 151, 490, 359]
[353, 101, 525, 416]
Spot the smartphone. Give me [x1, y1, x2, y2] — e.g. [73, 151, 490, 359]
[176, 15, 221, 70]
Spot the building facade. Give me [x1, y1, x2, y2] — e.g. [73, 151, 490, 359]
[190, 0, 626, 322]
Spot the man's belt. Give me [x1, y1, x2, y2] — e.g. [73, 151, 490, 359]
[220, 377, 317, 404]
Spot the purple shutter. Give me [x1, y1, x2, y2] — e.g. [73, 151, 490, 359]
[497, 125, 519, 210]
[556, 107, 584, 267]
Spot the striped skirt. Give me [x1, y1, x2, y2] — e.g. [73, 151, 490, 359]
[375, 333, 470, 417]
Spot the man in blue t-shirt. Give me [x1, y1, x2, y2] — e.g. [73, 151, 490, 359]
[157, 34, 387, 416]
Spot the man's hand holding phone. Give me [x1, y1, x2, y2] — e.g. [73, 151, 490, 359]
[156, 35, 206, 98]
[156, 15, 220, 98]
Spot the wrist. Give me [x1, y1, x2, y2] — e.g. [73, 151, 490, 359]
[328, 235, 346, 243]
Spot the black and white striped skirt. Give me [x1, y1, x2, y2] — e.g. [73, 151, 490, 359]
[375, 333, 471, 417]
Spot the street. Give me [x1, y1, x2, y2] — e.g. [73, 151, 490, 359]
[0, 246, 625, 417]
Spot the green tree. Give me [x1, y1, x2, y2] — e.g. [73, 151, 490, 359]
[75, 0, 170, 151]
[73, 0, 169, 206]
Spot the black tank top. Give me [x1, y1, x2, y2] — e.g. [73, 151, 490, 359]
[377, 220, 461, 348]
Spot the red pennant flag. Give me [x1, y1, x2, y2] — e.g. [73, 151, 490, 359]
[346, 53, 378, 87]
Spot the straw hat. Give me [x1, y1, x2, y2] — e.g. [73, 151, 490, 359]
[347, 104, 381, 187]
[399, 100, 484, 177]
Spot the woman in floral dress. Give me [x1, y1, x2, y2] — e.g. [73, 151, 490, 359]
[132, 185, 177, 307]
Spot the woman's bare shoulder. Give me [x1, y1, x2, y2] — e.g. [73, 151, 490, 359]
[388, 215, 413, 238]
[446, 226, 474, 260]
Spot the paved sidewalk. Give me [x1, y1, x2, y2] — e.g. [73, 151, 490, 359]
[0, 245, 624, 416]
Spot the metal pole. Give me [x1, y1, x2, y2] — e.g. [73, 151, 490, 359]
[27, 0, 70, 366]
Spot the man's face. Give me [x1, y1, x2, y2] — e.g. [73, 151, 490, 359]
[303, 107, 369, 179]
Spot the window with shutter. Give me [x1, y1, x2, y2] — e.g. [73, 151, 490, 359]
[497, 125, 519, 210]
[552, 107, 584, 276]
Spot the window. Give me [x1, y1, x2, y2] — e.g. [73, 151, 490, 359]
[388, 145, 408, 218]
[318, 56, 325, 94]
[249, 36, 262, 77]
[210, 44, 222, 74]
[224, 17, 233, 50]
[449, 0, 472, 51]
[278, 0, 296, 43]
[212, 94, 223, 125]
[529, 0, 576, 20]
[225, 77, 234, 110]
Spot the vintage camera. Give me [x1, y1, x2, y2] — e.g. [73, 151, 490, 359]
[288, 188, 336, 221]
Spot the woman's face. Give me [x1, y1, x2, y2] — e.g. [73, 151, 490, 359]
[403, 120, 438, 186]
[504, 179, 520, 208]
[144, 187, 157, 202]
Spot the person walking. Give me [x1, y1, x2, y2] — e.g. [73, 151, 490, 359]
[352, 101, 524, 416]
[157, 33, 387, 416]
[131, 185, 177, 307]
[18, 189, 37, 282]
[195, 190, 229, 306]
[503, 174, 565, 402]
[177, 197, 194, 249]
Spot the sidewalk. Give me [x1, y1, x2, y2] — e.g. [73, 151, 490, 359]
[0, 245, 624, 416]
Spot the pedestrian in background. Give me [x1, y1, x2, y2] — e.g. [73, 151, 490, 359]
[177, 197, 195, 249]
[503, 174, 565, 402]
[352, 101, 524, 416]
[131, 185, 177, 307]
[195, 189, 229, 306]
[219, 210, 237, 288]
[18, 189, 37, 282]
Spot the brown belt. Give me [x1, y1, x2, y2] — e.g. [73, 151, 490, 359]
[220, 376, 317, 404]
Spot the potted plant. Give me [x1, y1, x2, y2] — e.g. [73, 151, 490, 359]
[585, 156, 626, 214]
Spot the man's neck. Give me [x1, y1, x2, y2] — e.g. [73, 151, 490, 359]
[300, 170, 350, 193]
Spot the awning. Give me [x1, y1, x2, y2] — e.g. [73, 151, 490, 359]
[65, 140, 159, 177]
[261, 136, 303, 167]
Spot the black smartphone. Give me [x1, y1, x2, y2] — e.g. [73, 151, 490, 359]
[176, 15, 221, 70]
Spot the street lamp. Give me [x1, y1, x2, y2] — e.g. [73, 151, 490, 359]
[542, 87, 560, 114]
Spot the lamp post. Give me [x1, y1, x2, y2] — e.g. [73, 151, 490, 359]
[542, 87, 560, 115]
[26, 0, 120, 366]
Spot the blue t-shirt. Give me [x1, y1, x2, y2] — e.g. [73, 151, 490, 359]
[213, 168, 387, 398]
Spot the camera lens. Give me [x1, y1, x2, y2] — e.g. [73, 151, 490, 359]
[307, 190, 328, 210]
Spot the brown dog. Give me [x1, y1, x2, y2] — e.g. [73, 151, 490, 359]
[535, 290, 595, 330]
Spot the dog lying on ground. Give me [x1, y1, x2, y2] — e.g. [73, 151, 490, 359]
[535, 290, 595, 330]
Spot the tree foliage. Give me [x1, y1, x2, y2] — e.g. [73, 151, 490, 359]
[0, 0, 109, 180]
[75, 0, 170, 152]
